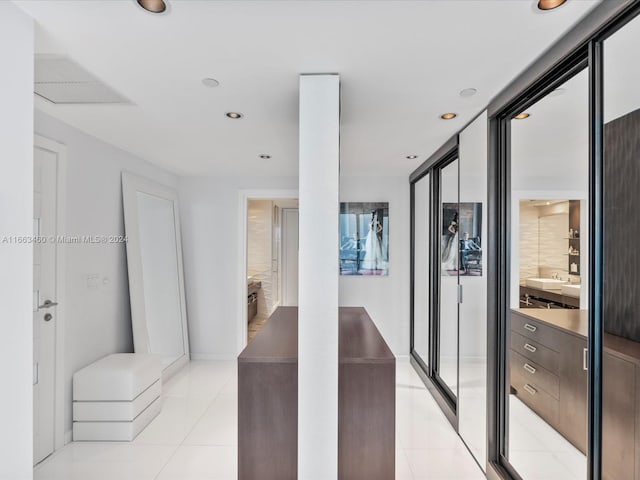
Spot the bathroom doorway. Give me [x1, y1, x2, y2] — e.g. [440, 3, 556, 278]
[240, 191, 298, 348]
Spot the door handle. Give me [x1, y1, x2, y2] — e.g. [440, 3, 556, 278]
[523, 363, 536, 374]
[583, 348, 588, 371]
[524, 343, 537, 353]
[523, 384, 537, 396]
[38, 300, 58, 309]
[524, 323, 537, 332]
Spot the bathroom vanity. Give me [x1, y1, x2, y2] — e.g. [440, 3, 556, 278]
[510, 308, 640, 480]
[519, 284, 579, 309]
[247, 279, 261, 322]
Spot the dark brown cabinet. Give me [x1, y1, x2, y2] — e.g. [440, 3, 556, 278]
[510, 309, 640, 480]
[510, 310, 586, 452]
[557, 333, 588, 453]
[238, 306, 395, 480]
[602, 347, 636, 480]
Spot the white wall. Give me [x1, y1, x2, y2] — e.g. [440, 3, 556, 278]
[179, 174, 411, 359]
[0, 4, 33, 478]
[178, 176, 297, 358]
[339, 176, 410, 356]
[35, 110, 178, 436]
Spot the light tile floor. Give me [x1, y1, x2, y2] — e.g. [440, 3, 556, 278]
[508, 396, 586, 480]
[35, 359, 486, 480]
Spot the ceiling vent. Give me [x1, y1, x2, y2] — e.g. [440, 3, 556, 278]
[35, 54, 130, 105]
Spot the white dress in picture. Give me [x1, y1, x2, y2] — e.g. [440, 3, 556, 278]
[361, 213, 387, 272]
[441, 217, 458, 272]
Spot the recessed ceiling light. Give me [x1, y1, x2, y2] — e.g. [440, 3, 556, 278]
[136, 0, 167, 13]
[226, 112, 243, 119]
[440, 113, 457, 120]
[459, 88, 477, 98]
[259, 154, 271, 159]
[514, 112, 531, 120]
[202, 78, 219, 88]
[537, 0, 567, 11]
[406, 155, 418, 159]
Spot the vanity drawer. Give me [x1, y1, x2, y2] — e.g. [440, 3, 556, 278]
[510, 349, 559, 399]
[510, 331, 559, 374]
[511, 312, 560, 351]
[511, 370, 559, 427]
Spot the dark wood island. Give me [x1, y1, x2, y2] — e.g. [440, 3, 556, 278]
[238, 306, 395, 480]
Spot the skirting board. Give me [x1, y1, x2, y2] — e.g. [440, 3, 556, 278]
[190, 353, 236, 361]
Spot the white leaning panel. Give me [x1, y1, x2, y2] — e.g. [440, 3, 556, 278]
[73, 380, 161, 422]
[73, 397, 161, 442]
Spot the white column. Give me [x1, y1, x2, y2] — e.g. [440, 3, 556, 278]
[0, 3, 34, 479]
[298, 74, 340, 479]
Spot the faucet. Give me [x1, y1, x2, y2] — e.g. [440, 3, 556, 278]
[551, 272, 559, 280]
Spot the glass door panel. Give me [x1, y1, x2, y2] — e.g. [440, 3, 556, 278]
[413, 175, 430, 364]
[438, 158, 459, 398]
[602, 15, 640, 480]
[507, 69, 589, 479]
[458, 113, 488, 470]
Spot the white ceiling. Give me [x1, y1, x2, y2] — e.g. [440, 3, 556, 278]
[14, 0, 601, 177]
[511, 69, 589, 187]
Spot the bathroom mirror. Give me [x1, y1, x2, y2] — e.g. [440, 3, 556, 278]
[122, 172, 189, 378]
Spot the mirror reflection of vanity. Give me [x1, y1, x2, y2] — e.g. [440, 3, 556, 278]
[122, 172, 190, 380]
[517, 199, 585, 310]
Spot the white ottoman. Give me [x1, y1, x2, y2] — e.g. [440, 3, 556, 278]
[73, 353, 162, 441]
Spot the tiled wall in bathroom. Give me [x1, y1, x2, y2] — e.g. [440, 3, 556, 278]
[538, 212, 569, 279]
[248, 199, 275, 318]
[519, 201, 570, 283]
[519, 202, 540, 282]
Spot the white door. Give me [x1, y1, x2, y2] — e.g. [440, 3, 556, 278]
[281, 208, 298, 306]
[33, 146, 58, 465]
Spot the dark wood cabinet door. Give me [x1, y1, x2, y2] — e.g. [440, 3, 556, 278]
[558, 333, 588, 454]
[602, 353, 636, 480]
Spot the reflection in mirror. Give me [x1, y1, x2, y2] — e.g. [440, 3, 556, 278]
[458, 112, 488, 470]
[603, 13, 640, 480]
[413, 175, 430, 364]
[508, 70, 589, 479]
[438, 159, 459, 397]
[122, 173, 190, 379]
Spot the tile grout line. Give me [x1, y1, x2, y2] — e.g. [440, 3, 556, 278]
[152, 365, 235, 480]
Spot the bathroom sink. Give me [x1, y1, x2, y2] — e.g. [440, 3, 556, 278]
[561, 284, 581, 297]
[526, 278, 566, 290]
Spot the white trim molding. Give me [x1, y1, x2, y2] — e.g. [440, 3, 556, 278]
[237, 189, 298, 355]
[34, 134, 68, 453]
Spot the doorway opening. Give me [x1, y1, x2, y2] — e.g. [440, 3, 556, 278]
[240, 192, 298, 349]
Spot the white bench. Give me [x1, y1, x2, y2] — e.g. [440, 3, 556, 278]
[72, 353, 162, 441]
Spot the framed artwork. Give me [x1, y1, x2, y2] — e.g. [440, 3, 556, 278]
[339, 202, 389, 276]
[441, 202, 482, 276]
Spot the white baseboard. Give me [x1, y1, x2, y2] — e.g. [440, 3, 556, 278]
[395, 354, 410, 362]
[190, 353, 236, 361]
[65, 430, 72, 445]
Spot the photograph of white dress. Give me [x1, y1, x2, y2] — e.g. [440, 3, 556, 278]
[339, 202, 389, 276]
[441, 203, 483, 276]
[441, 213, 458, 273]
[361, 212, 387, 271]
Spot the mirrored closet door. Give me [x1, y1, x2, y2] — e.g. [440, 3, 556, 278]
[410, 113, 488, 471]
